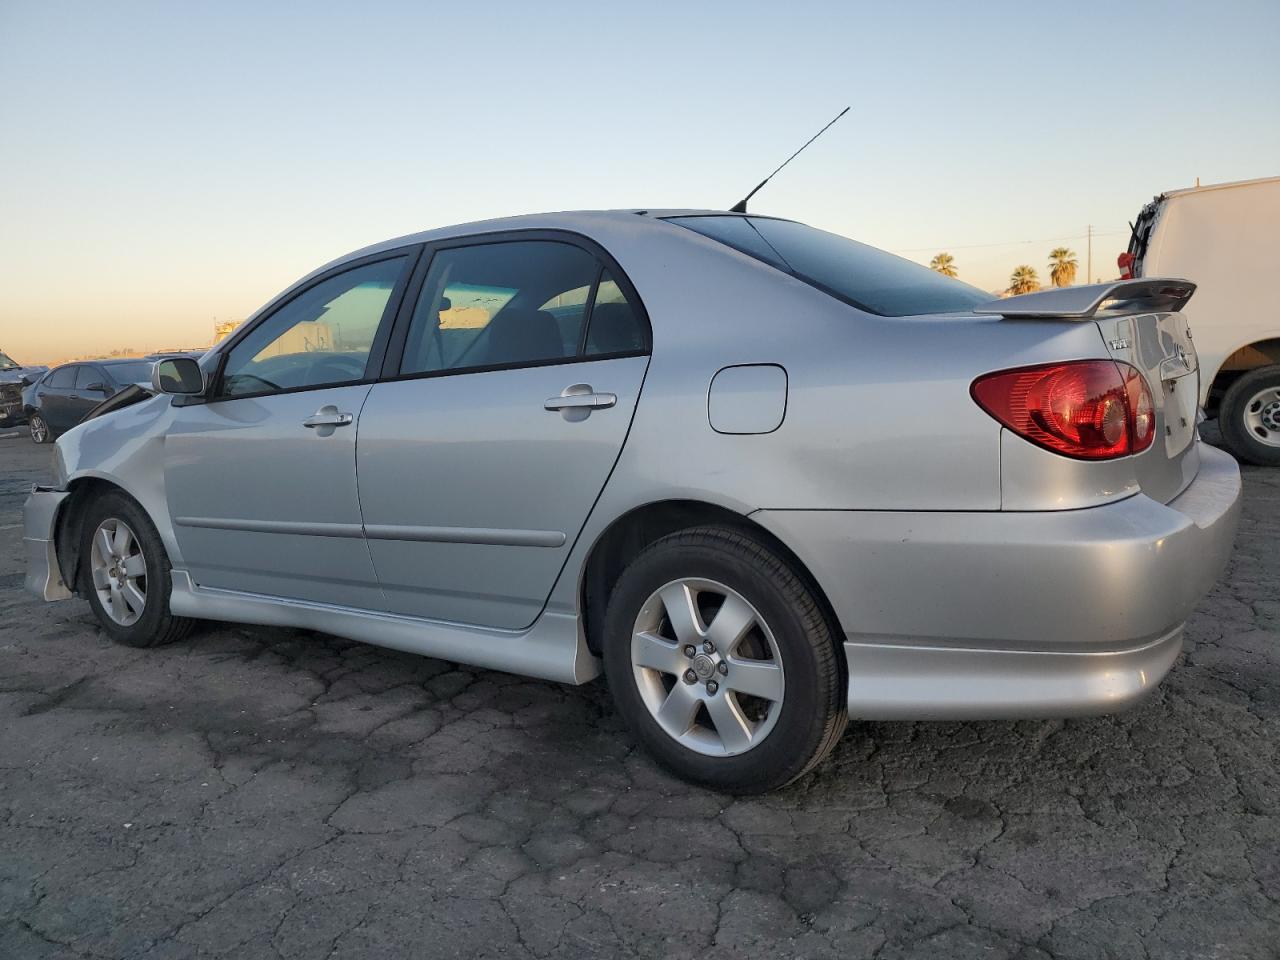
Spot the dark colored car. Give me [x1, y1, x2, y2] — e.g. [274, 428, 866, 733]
[24, 358, 156, 443]
[0, 350, 49, 428]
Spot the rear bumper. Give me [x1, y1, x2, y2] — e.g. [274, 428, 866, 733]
[754, 442, 1242, 720]
[23, 486, 72, 601]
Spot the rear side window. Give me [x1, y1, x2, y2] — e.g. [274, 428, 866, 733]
[667, 215, 992, 317]
[74, 366, 101, 389]
[400, 240, 646, 376]
[48, 366, 76, 388]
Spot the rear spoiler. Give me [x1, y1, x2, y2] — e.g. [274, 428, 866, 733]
[974, 278, 1196, 319]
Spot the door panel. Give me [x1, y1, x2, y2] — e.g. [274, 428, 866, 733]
[356, 355, 648, 628]
[164, 385, 382, 606]
[42, 367, 78, 431]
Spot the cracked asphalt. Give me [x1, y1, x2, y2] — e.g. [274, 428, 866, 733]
[0, 431, 1277, 959]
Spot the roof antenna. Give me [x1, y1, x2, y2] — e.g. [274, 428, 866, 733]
[730, 106, 850, 213]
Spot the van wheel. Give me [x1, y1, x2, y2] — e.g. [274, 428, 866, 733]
[29, 414, 50, 444]
[1219, 366, 1280, 467]
[601, 526, 846, 794]
[80, 491, 195, 648]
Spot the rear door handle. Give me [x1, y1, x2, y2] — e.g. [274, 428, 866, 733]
[302, 411, 353, 429]
[544, 384, 617, 416]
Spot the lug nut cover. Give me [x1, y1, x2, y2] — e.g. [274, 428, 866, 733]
[706, 681, 718, 694]
[683, 669, 697, 683]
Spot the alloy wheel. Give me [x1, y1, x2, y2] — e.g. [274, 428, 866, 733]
[630, 577, 785, 757]
[89, 518, 147, 626]
[30, 416, 47, 443]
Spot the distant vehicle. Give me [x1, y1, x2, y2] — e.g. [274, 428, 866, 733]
[1121, 175, 1280, 465]
[0, 350, 48, 429]
[23, 211, 1240, 792]
[23, 358, 158, 443]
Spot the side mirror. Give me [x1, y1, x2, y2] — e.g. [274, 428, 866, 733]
[151, 357, 204, 396]
[85, 382, 109, 394]
[19, 374, 35, 386]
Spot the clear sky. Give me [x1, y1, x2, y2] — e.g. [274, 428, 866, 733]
[1, 0, 1277, 363]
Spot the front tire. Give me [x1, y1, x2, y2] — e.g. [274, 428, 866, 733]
[1219, 366, 1280, 467]
[79, 491, 195, 648]
[29, 413, 50, 444]
[602, 526, 846, 793]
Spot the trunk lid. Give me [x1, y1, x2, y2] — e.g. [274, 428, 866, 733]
[974, 279, 1201, 504]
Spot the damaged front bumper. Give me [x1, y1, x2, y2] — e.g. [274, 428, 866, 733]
[23, 485, 72, 600]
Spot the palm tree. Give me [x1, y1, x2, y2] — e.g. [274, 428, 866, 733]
[1008, 265, 1041, 295]
[930, 252, 958, 278]
[1048, 247, 1078, 288]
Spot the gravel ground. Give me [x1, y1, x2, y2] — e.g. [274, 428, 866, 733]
[0, 431, 1277, 959]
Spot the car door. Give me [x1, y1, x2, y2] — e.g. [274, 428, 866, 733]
[70, 365, 111, 424]
[40, 365, 79, 431]
[356, 235, 651, 629]
[163, 249, 417, 607]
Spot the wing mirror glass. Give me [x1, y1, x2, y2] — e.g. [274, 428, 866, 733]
[85, 382, 109, 393]
[151, 357, 205, 396]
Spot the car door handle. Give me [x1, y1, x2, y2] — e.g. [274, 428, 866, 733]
[544, 388, 617, 412]
[302, 411, 353, 428]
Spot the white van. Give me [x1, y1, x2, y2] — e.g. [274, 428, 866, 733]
[1122, 175, 1280, 465]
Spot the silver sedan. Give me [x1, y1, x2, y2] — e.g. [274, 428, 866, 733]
[23, 211, 1241, 792]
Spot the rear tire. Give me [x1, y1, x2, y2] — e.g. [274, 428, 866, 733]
[29, 414, 50, 444]
[79, 491, 195, 648]
[602, 526, 846, 794]
[1219, 366, 1280, 466]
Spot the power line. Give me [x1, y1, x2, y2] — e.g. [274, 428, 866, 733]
[891, 229, 1127, 255]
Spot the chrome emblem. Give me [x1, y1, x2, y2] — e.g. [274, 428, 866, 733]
[1109, 338, 1131, 350]
[692, 654, 716, 680]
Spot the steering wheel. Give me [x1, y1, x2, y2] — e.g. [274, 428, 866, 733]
[308, 356, 366, 383]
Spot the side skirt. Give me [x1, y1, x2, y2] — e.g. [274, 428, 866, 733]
[168, 571, 600, 684]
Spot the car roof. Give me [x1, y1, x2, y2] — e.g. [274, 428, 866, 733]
[325, 209, 768, 266]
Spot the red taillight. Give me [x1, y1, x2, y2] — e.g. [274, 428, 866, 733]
[972, 360, 1156, 460]
[1117, 251, 1135, 280]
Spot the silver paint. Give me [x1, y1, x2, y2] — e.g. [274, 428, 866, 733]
[25, 210, 1243, 722]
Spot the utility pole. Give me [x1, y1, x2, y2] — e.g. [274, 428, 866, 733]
[1087, 225, 1092, 283]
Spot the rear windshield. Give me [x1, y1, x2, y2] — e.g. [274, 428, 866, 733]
[667, 215, 992, 317]
[107, 361, 155, 383]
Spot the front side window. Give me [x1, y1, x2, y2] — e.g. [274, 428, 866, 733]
[400, 240, 648, 376]
[668, 215, 992, 317]
[0, 352, 18, 370]
[218, 257, 406, 399]
[48, 366, 76, 388]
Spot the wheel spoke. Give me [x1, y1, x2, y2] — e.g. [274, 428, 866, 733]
[95, 527, 114, 563]
[121, 554, 147, 578]
[658, 582, 704, 645]
[632, 631, 685, 675]
[654, 682, 701, 738]
[705, 693, 753, 754]
[724, 659, 784, 702]
[121, 581, 146, 616]
[113, 522, 132, 555]
[705, 593, 756, 653]
[108, 584, 127, 622]
[91, 565, 111, 590]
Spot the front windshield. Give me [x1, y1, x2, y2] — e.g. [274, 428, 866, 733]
[0, 352, 18, 370]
